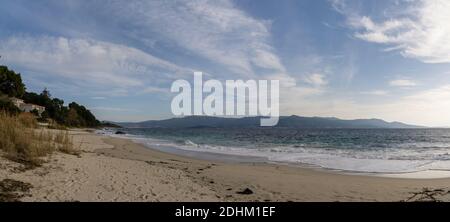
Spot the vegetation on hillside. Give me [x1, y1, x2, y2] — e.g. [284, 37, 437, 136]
[0, 94, 20, 114]
[0, 65, 100, 127]
[0, 65, 86, 170]
[22, 90, 100, 127]
[0, 66, 25, 98]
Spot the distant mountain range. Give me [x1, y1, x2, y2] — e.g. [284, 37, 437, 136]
[115, 115, 424, 129]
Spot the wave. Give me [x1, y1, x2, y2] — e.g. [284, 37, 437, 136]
[98, 129, 450, 174]
[175, 139, 199, 147]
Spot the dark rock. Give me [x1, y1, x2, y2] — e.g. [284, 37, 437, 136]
[115, 131, 126, 135]
[236, 188, 253, 195]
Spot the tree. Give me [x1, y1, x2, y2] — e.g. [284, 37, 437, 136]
[68, 102, 99, 127]
[0, 96, 20, 114]
[2, 66, 101, 127]
[0, 66, 26, 98]
[30, 109, 40, 117]
[22, 92, 45, 106]
[41, 88, 51, 98]
[66, 108, 82, 126]
[38, 110, 49, 122]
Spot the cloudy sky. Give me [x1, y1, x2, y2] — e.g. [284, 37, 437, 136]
[1, 0, 450, 126]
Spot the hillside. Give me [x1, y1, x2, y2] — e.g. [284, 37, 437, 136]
[117, 115, 423, 129]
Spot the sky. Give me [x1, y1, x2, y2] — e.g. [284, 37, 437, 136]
[1, 0, 450, 126]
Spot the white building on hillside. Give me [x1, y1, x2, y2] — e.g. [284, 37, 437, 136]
[11, 97, 24, 107]
[11, 97, 46, 116]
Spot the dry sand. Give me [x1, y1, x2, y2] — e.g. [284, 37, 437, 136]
[1, 129, 450, 202]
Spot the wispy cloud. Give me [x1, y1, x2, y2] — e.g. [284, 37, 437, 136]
[389, 79, 417, 87]
[303, 73, 328, 87]
[333, 0, 450, 63]
[361, 90, 388, 96]
[0, 36, 192, 95]
[1, 0, 299, 94]
[100, 0, 288, 78]
[368, 85, 450, 126]
[283, 84, 450, 126]
[140, 86, 169, 94]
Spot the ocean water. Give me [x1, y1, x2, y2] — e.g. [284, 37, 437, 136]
[102, 128, 450, 174]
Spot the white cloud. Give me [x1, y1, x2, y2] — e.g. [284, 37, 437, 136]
[361, 90, 388, 96]
[5, 0, 300, 101]
[0, 36, 191, 93]
[1, 1, 303, 104]
[303, 73, 328, 87]
[282, 84, 450, 126]
[389, 79, 417, 87]
[140, 86, 169, 94]
[334, 0, 450, 63]
[369, 85, 450, 126]
[102, 0, 287, 78]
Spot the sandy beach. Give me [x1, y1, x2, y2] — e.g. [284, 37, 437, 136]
[1, 129, 450, 202]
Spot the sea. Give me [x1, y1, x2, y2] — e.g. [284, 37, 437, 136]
[100, 127, 450, 175]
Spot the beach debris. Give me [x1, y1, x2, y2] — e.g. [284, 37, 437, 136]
[236, 188, 254, 195]
[0, 179, 33, 202]
[404, 188, 450, 202]
[63, 199, 80, 202]
[196, 165, 212, 172]
[145, 160, 169, 165]
[115, 131, 126, 135]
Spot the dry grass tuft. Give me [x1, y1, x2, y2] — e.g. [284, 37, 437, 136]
[17, 112, 38, 128]
[47, 120, 67, 130]
[0, 112, 78, 169]
[55, 130, 80, 156]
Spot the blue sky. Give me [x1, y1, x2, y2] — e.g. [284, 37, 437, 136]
[1, 0, 450, 126]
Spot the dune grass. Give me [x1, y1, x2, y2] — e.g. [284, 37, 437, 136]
[0, 112, 78, 169]
[47, 120, 67, 130]
[17, 112, 38, 128]
[54, 130, 80, 156]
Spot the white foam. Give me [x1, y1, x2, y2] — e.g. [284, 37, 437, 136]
[376, 170, 450, 179]
[97, 129, 450, 176]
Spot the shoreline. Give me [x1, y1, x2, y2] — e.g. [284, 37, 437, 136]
[2, 129, 450, 202]
[109, 133, 450, 180]
[99, 133, 450, 201]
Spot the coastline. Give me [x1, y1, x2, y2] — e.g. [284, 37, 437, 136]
[2, 129, 450, 202]
[111, 134, 450, 180]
